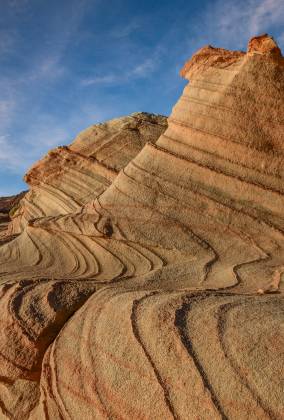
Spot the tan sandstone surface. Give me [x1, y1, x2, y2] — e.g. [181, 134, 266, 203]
[8, 112, 167, 235]
[0, 34, 283, 419]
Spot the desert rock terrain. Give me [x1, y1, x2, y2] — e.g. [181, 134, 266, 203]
[8, 112, 167, 235]
[0, 34, 283, 419]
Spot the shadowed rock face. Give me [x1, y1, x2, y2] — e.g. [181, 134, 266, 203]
[0, 35, 284, 419]
[0, 192, 26, 242]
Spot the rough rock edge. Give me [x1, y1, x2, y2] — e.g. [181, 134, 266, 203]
[180, 33, 283, 80]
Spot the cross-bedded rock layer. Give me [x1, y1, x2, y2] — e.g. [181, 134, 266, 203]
[8, 112, 167, 234]
[0, 34, 283, 419]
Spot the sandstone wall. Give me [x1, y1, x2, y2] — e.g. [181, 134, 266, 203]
[0, 35, 283, 419]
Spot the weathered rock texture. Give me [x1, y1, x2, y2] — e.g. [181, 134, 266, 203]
[8, 112, 167, 234]
[0, 192, 26, 242]
[0, 34, 283, 419]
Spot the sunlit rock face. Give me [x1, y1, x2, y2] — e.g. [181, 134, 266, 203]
[0, 35, 284, 419]
[8, 112, 167, 234]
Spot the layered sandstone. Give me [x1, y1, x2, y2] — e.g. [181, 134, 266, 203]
[0, 34, 283, 419]
[0, 192, 26, 242]
[8, 112, 167, 234]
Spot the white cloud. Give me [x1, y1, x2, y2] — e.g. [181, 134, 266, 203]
[0, 122, 71, 174]
[131, 57, 157, 77]
[28, 55, 66, 81]
[0, 135, 24, 170]
[0, 100, 118, 177]
[204, 0, 284, 47]
[249, 0, 284, 34]
[0, 100, 15, 126]
[0, 0, 95, 179]
[81, 74, 121, 86]
[110, 20, 141, 39]
[81, 55, 160, 87]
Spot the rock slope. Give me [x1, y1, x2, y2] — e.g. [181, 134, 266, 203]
[8, 112, 167, 234]
[0, 34, 283, 419]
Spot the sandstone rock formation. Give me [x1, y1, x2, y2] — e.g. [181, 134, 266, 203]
[8, 112, 167, 234]
[0, 34, 283, 419]
[0, 192, 26, 243]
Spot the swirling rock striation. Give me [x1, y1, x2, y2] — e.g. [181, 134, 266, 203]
[0, 34, 283, 419]
[8, 112, 167, 235]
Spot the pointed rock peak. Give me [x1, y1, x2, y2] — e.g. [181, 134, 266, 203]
[247, 34, 282, 56]
[175, 34, 284, 157]
[180, 45, 244, 80]
[181, 34, 283, 80]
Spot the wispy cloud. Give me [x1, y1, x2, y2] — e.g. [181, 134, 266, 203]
[0, 100, 15, 127]
[28, 54, 66, 81]
[201, 0, 284, 48]
[245, 0, 284, 34]
[0, 119, 74, 173]
[131, 57, 158, 77]
[110, 20, 141, 39]
[0, 0, 95, 183]
[81, 74, 121, 86]
[81, 53, 160, 87]
[220, 0, 283, 34]
[0, 135, 23, 169]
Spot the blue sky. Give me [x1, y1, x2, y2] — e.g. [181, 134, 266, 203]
[0, 0, 283, 195]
